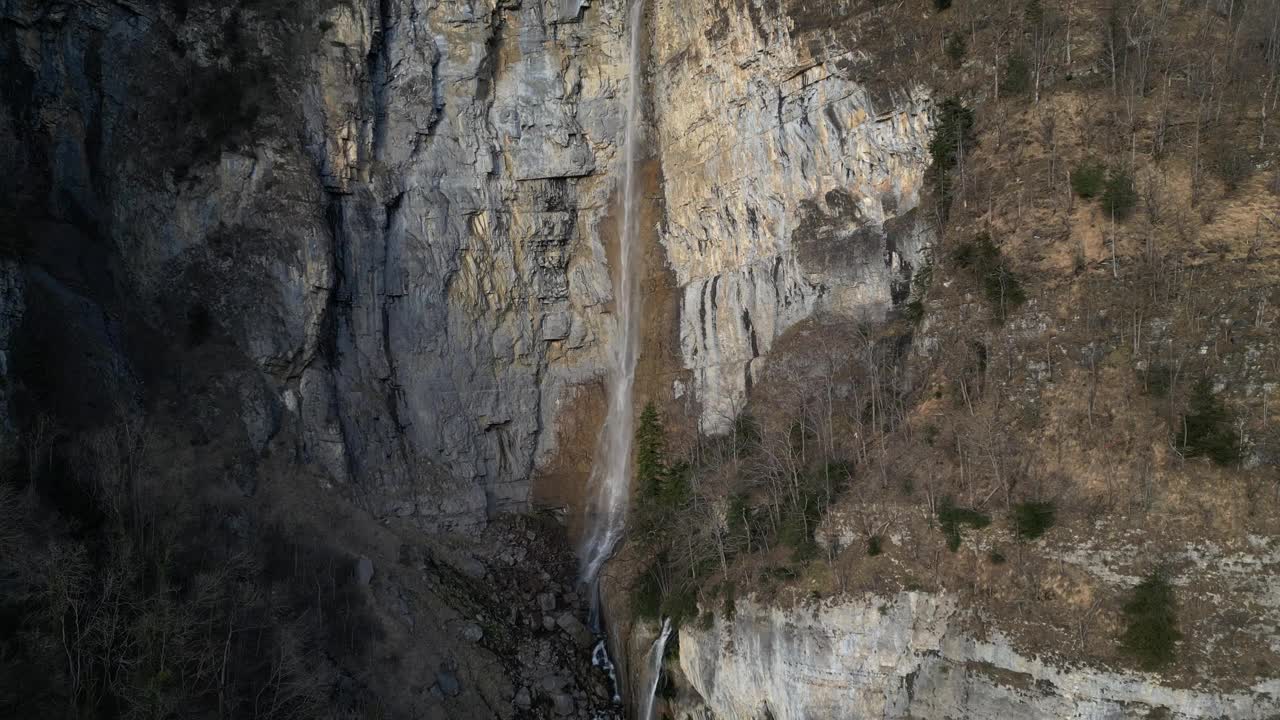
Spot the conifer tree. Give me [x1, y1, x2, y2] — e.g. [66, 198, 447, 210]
[1120, 570, 1181, 669]
[1177, 377, 1240, 465]
[635, 402, 667, 501]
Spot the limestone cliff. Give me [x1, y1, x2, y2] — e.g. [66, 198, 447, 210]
[0, 0, 933, 537]
[5, 0, 1279, 719]
[675, 594, 1280, 720]
[651, 0, 933, 432]
[0, 0, 639, 534]
[1, 1, 638, 717]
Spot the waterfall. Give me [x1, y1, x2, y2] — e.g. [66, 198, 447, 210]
[638, 618, 672, 720]
[577, 3, 646, 714]
[592, 639, 623, 704]
[580, 0, 646, 585]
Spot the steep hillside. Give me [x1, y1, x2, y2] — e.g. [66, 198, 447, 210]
[2, 0, 1279, 719]
[620, 1, 1280, 718]
[0, 0, 630, 717]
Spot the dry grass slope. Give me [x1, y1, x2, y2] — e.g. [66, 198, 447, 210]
[629, 0, 1280, 691]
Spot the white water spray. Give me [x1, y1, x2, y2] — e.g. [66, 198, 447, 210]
[580, 0, 646, 585]
[638, 618, 672, 720]
[592, 639, 622, 704]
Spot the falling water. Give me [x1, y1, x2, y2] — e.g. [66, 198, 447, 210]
[592, 639, 622, 704]
[580, 0, 646, 585]
[637, 618, 672, 720]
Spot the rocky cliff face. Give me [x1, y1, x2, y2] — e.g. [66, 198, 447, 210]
[674, 594, 1280, 720]
[7, 1, 1272, 719]
[0, 0, 931, 532]
[0, 0, 936, 540]
[1, 2, 638, 715]
[300, 0, 629, 529]
[650, 0, 932, 432]
[0, 0, 642, 533]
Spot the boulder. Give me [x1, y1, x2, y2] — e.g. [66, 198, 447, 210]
[354, 556, 374, 587]
[556, 612, 594, 648]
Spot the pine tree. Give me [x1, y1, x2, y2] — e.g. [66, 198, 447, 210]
[661, 460, 691, 509]
[1177, 377, 1240, 465]
[928, 97, 976, 218]
[1120, 570, 1181, 669]
[635, 402, 667, 501]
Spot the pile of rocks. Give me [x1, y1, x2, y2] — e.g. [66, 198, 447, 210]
[458, 516, 622, 719]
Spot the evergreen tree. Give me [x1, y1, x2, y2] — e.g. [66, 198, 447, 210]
[661, 459, 691, 509]
[1177, 377, 1240, 465]
[1102, 168, 1138, 219]
[1004, 52, 1031, 94]
[1070, 160, 1106, 198]
[635, 402, 667, 501]
[1012, 501, 1056, 540]
[928, 98, 976, 219]
[1120, 570, 1181, 669]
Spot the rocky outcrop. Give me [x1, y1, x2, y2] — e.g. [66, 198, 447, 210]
[389, 517, 622, 719]
[0, 0, 642, 532]
[650, 0, 933, 432]
[0, 0, 932, 528]
[307, 0, 630, 530]
[675, 594, 1280, 720]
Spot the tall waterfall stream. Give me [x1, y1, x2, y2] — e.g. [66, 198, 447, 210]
[580, 0, 647, 586]
[578, 1, 655, 716]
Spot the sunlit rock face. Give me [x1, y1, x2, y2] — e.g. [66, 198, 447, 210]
[649, 0, 933, 433]
[1, 0, 932, 526]
[676, 594, 1280, 720]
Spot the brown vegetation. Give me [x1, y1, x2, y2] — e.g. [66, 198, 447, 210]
[628, 0, 1280, 689]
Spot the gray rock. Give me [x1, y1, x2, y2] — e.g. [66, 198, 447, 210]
[514, 687, 532, 708]
[435, 671, 460, 698]
[355, 556, 374, 587]
[652, 2, 934, 435]
[677, 593, 1280, 719]
[538, 592, 557, 613]
[541, 311, 571, 341]
[461, 623, 483, 642]
[556, 613, 593, 649]
[541, 674, 567, 692]
[552, 692, 575, 716]
[499, 547, 527, 566]
[456, 557, 487, 580]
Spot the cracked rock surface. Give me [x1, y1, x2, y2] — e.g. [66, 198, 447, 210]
[0, 0, 638, 532]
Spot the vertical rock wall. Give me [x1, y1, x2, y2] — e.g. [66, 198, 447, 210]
[675, 594, 1280, 720]
[0, 0, 643, 532]
[303, 0, 634, 530]
[649, 0, 933, 432]
[1, 0, 937, 527]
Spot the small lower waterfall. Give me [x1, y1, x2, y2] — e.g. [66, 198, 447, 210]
[592, 639, 623, 704]
[638, 618, 673, 720]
